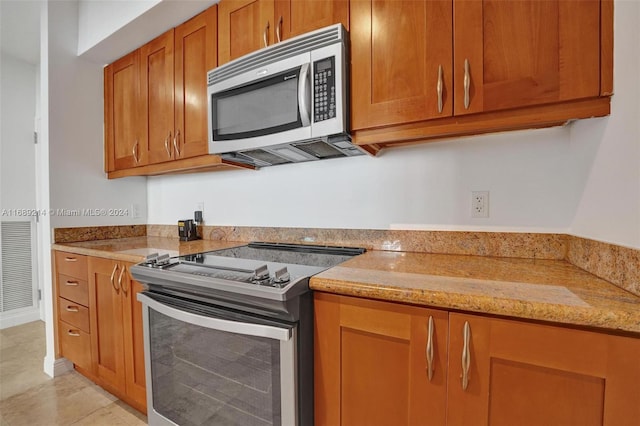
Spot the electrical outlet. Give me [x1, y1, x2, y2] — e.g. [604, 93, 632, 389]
[131, 203, 141, 219]
[471, 191, 489, 218]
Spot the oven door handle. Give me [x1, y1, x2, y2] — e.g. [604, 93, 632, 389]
[137, 293, 292, 341]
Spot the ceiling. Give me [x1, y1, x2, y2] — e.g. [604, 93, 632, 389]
[0, 0, 41, 65]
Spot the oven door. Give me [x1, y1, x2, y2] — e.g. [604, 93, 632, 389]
[138, 292, 298, 426]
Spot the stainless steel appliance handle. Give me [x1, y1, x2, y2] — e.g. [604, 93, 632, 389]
[298, 63, 311, 127]
[138, 293, 292, 341]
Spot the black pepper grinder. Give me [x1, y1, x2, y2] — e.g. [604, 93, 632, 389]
[194, 210, 203, 239]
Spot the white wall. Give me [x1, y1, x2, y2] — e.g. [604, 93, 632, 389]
[147, 127, 575, 233]
[78, 0, 216, 63]
[47, 0, 147, 228]
[0, 54, 37, 213]
[568, 0, 640, 249]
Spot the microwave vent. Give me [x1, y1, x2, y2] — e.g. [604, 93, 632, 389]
[208, 24, 344, 85]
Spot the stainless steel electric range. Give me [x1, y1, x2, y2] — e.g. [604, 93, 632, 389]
[130, 242, 365, 426]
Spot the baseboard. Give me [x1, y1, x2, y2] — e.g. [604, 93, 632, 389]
[0, 309, 41, 330]
[43, 354, 73, 378]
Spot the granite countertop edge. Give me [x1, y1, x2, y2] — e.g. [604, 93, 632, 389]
[309, 277, 640, 335]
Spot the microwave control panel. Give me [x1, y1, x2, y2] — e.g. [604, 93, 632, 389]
[313, 57, 336, 123]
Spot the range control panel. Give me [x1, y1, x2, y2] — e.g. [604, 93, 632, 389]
[313, 57, 336, 122]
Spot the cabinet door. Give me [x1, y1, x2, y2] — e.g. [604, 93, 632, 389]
[453, 0, 601, 116]
[121, 264, 147, 411]
[218, 0, 275, 65]
[350, 0, 453, 131]
[104, 50, 143, 171]
[314, 293, 448, 426]
[140, 29, 175, 165]
[447, 313, 640, 426]
[89, 257, 126, 393]
[274, 0, 348, 41]
[174, 6, 217, 160]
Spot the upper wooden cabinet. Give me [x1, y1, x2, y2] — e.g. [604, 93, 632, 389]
[104, 6, 242, 178]
[218, 0, 349, 65]
[350, 0, 452, 130]
[139, 29, 175, 166]
[175, 6, 218, 160]
[218, 0, 275, 65]
[350, 0, 612, 148]
[274, 0, 349, 40]
[104, 51, 142, 172]
[454, 0, 601, 116]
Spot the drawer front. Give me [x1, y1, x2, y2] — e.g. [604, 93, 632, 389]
[58, 320, 92, 371]
[55, 251, 88, 279]
[58, 297, 90, 333]
[57, 274, 89, 306]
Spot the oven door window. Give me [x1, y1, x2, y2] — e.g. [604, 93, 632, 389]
[148, 308, 288, 426]
[212, 66, 306, 140]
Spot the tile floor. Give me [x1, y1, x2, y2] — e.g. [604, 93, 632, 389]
[0, 321, 147, 426]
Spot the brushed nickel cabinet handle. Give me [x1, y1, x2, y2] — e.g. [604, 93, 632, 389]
[132, 139, 139, 164]
[263, 21, 270, 47]
[119, 266, 128, 295]
[68, 330, 81, 337]
[65, 280, 79, 286]
[64, 257, 77, 262]
[461, 321, 471, 390]
[173, 129, 180, 157]
[110, 263, 119, 292]
[437, 65, 444, 114]
[164, 131, 172, 157]
[463, 59, 471, 109]
[426, 316, 435, 381]
[65, 306, 79, 312]
[276, 16, 283, 43]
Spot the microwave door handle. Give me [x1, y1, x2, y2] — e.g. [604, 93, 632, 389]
[298, 63, 311, 127]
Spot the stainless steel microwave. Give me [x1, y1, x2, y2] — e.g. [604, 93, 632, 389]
[207, 24, 365, 167]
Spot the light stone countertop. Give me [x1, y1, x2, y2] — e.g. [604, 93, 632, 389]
[52, 236, 244, 263]
[310, 250, 640, 335]
[52, 236, 640, 334]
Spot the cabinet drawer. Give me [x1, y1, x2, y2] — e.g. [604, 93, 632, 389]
[55, 251, 88, 279]
[57, 274, 89, 306]
[58, 320, 92, 371]
[58, 297, 90, 333]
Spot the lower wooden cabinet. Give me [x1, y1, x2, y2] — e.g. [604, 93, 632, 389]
[314, 292, 449, 426]
[54, 252, 93, 372]
[88, 257, 146, 413]
[314, 293, 640, 426]
[447, 313, 640, 426]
